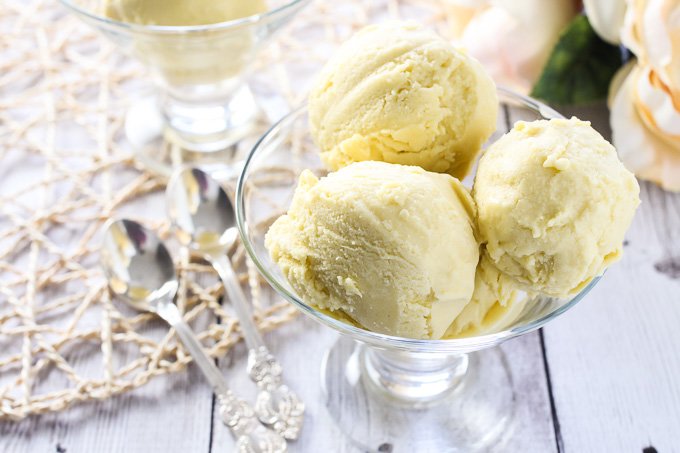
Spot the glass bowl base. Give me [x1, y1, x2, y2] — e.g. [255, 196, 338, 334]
[124, 88, 260, 178]
[321, 336, 516, 452]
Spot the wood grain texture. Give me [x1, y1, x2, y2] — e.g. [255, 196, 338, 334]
[543, 182, 680, 453]
[0, 343, 214, 453]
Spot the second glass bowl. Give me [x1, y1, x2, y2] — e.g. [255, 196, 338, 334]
[60, 0, 312, 177]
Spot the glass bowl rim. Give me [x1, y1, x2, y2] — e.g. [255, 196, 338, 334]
[235, 86, 599, 351]
[58, 0, 312, 34]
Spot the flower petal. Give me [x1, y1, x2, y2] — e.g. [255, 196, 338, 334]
[622, 0, 680, 90]
[608, 60, 637, 107]
[611, 64, 680, 191]
[635, 65, 680, 138]
[584, 0, 628, 44]
[455, 0, 576, 94]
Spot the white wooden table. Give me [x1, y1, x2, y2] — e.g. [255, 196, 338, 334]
[1, 102, 679, 453]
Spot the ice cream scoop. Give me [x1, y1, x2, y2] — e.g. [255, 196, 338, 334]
[472, 117, 640, 298]
[308, 21, 498, 180]
[265, 161, 479, 339]
[444, 252, 527, 338]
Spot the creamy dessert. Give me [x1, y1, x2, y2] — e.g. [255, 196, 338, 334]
[104, 0, 266, 26]
[308, 22, 498, 180]
[473, 117, 640, 298]
[444, 253, 527, 338]
[265, 161, 478, 339]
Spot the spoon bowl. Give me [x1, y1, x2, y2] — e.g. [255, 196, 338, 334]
[166, 168, 238, 254]
[101, 219, 178, 312]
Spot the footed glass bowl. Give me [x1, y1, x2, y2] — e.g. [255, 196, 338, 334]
[60, 0, 311, 177]
[236, 88, 600, 451]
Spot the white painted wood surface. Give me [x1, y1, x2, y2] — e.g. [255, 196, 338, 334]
[1, 99, 679, 453]
[543, 180, 680, 453]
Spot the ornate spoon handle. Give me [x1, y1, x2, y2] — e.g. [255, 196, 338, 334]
[157, 302, 287, 452]
[248, 346, 305, 440]
[218, 391, 288, 453]
[212, 254, 305, 440]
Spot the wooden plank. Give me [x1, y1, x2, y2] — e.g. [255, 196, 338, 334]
[496, 332, 560, 453]
[0, 334, 215, 453]
[0, 368, 214, 453]
[543, 181, 680, 453]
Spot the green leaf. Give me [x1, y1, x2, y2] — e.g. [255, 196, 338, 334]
[531, 15, 623, 105]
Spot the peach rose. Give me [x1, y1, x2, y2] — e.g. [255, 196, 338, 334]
[610, 0, 680, 191]
[622, 0, 680, 94]
[444, 0, 578, 94]
[611, 62, 680, 191]
[583, 0, 628, 44]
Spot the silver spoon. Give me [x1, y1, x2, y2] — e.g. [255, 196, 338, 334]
[100, 219, 287, 453]
[166, 168, 304, 440]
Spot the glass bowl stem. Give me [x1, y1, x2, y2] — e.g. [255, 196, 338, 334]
[362, 343, 469, 404]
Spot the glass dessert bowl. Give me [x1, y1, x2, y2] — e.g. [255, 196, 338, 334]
[60, 0, 311, 177]
[236, 88, 600, 451]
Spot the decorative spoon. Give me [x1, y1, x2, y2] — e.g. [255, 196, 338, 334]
[100, 219, 287, 453]
[166, 168, 304, 440]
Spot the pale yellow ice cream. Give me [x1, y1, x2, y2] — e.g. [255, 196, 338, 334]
[308, 22, 498, 180]
[104, 0, 267, 86]
[265, 161, 479, 339]
[473, 117, 640, 298]
[104, 0, 266, 26]
[444, 253, 528, 338]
